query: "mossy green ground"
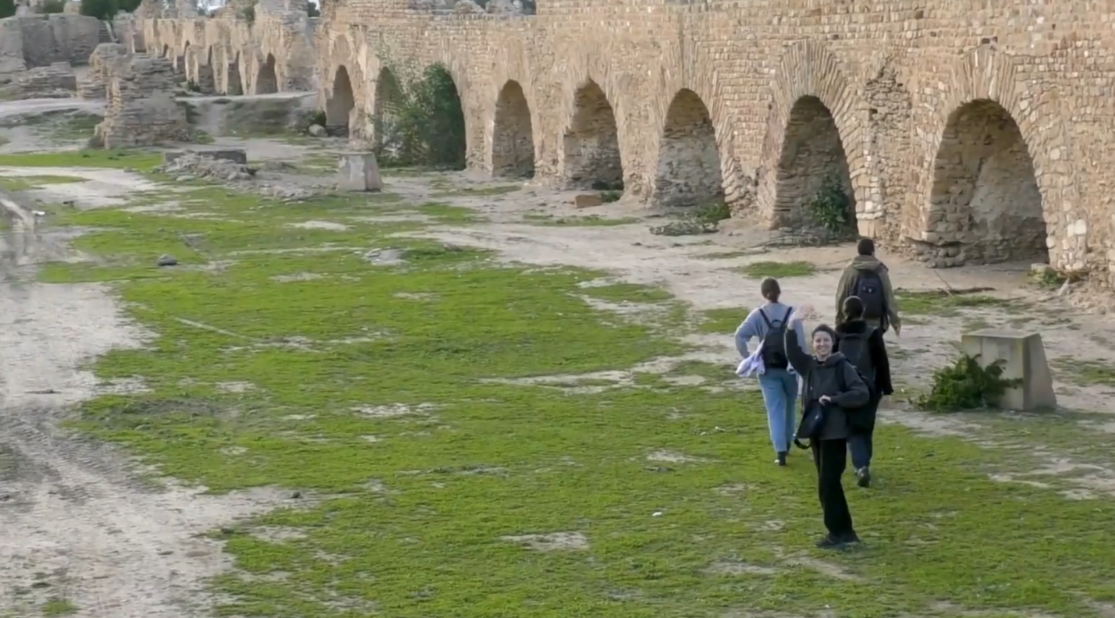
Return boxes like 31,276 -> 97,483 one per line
39,176 -> 1115,617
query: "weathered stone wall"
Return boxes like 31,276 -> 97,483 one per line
94,54 -> 189,148
79,43 -> 129,100
0,15 -> 103,70
0,62 -> 77,99
138,1 -> 1115,288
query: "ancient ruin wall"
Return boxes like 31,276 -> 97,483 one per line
140,1 -> 1115,287
0,15 -> 103,74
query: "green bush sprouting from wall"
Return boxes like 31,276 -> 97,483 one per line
80,0 -> 141,20
374,63 -> 467,170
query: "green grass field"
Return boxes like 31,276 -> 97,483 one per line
40,176 -> 1115,618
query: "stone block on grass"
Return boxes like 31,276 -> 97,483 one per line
960,329 -> 1057,411
573,194 -> 602,208
335,152 -> 383,192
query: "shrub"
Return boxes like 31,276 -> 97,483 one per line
0,0 -> 15,17
915,354 -> 1022,412
374,63 -> 467,170
807,172 -> 852,235
38,0 -> 67,13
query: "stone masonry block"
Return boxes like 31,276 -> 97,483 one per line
163,149 -> 247,166
335,152 -> 382,192
960,329 -> 1057,411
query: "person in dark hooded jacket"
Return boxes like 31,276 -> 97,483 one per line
834,238 -> 901,336
835,296 -> 893,489
785,304 -> 870,549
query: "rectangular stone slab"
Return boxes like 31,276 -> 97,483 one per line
960,329 -> 1057,411
335,152 -> 383,192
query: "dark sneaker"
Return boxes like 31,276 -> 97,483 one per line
856,466 -> 871,488
776,451 -> 788,467
814,535 -> 845,549
841,533 -> 862,545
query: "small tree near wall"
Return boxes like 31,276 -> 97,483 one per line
0,0 -> 17,18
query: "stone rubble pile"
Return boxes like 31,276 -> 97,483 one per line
156,152 -> 316,202
0,62 -> 76,99
157,152 -> 254,181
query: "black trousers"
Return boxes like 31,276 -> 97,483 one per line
811,438 -> 856,539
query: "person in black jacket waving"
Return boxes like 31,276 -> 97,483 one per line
785,303 -> 870,549
835,295 -> 893,489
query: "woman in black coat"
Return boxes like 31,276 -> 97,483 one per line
785,304 -> 870,549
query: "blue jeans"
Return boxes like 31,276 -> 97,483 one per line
758,368 -> 799,453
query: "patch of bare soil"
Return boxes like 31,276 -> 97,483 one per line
0,221 -> 313,617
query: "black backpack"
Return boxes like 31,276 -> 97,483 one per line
759,307 -> 793,369
838,329 -> 876,394
854,268 -> 887,321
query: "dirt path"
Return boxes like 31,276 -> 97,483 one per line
0,222 -> 294,617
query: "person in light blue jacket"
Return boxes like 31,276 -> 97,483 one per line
734,277 -> 808,466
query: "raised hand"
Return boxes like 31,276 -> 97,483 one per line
789,303 -> 815,324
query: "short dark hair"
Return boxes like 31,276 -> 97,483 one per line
857,238 -> 875,256
812,324 -> 837,342
760,277 -> 781,303
843,295 -> 865,320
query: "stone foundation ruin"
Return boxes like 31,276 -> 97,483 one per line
91,54 -> 188,149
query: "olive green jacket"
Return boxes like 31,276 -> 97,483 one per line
834,255 -> 901,331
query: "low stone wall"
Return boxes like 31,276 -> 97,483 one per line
0,62 -> 77,99
93,54 -> 189,148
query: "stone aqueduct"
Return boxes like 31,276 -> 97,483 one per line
139,0 -> 1115,285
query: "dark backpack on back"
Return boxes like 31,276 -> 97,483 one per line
854,268 -> 886,321
838,329 -> 876,395
759,307 -> 793,370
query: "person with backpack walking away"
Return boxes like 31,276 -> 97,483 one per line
734,277 -> 807,467
784,303 -> 870,549
834,296 -> 893,488
834,238 -> 901,336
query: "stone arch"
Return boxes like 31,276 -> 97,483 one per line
226,50 -> 243,95
921,100 -> 1047,265
771,95 -> 856,230
758,41 -> 863,231
491,80 -> 535,179
422,64 -> 467,169
908,47 -> 1079,271
653,88 -> 723,208
326,65 -> 356,137
563,79 -> 623,190
256,53 -> 278,95
371,66 -> 404,157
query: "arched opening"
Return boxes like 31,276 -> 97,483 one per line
925,100 -> 1047,264
491,80 -> 534,178
563,80 -> 623,190
773,95 -> 855,231
653,88 -> 723,208
255,54 -> 278,95
372,67 -> 404,156
226,51 -> 243,96
196,46 -> 215,94
373,64 -> 465,169
326,65 -> 355,137
162,44 -> 170,59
